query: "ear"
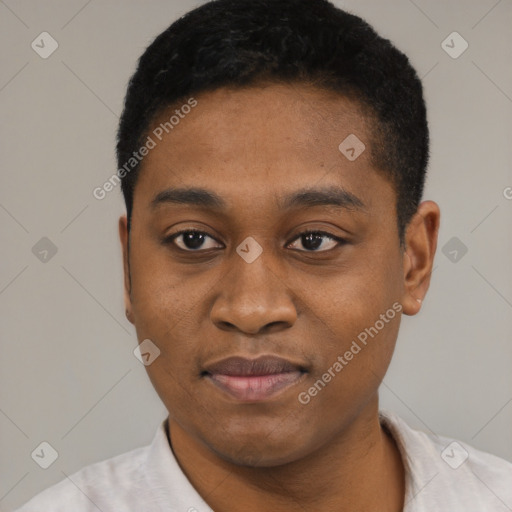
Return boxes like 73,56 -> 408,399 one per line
119,215 -> 135,324
401,200 -> 440,316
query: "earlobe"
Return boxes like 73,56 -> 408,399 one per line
401,201 -> 440,316
119,215 -> 135,324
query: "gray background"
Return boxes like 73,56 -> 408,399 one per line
1,0 -> 511,509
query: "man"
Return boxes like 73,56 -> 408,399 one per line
15,0 -> 512,510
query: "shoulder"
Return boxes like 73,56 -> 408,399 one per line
379,409 -> 512,511
14,444 -> 150,512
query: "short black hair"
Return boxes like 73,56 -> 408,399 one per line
116,0 -> 428,245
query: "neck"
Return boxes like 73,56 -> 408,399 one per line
168,397 -> 405,512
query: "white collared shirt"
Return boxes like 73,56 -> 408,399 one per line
14,409 -> 512,511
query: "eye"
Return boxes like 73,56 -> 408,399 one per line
287,230 -> 346,252
165,229 -> 223,252
164,229 -> 346,253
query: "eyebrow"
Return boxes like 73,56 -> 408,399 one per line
150,185 -> 366,212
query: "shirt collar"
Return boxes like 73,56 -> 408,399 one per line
142,417 -> 214,512
144,412 -> 423,511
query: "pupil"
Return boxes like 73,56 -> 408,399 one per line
303,233 -> 322,250
184,232 -> 205,249
181,232 -> 324,251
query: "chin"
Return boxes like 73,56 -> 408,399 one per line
211,441 -> 309,468
200,423 -> 314,468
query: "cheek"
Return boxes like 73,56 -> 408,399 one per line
307,258 -> 400,338
297,311 -> 400,433
126,258 -> 214,401
297,258 -> 402,407
128,243 -> 211,335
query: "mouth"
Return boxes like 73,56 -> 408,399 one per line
202,355 -> 308,402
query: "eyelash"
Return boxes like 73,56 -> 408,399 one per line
164,229 -> 347,253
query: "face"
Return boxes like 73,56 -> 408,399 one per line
120,83 -> 432,467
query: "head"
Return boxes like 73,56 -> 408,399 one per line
117,0 -> 439,466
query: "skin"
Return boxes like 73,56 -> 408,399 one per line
119,82 -> 440,511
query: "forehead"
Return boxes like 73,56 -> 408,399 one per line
133,83 -> 390,214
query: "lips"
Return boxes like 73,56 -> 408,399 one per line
203,355 -> 307,401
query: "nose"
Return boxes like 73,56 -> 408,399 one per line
210,245 -> 297,335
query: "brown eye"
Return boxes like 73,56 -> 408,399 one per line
166,230 -> 222,251
287,231 -> 346,252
